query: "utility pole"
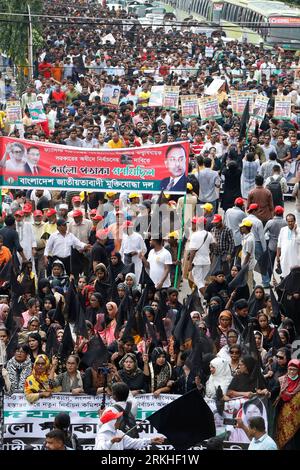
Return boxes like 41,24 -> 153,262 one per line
28,3 -> 33,80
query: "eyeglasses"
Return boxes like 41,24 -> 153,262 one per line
276,355 -> 285,359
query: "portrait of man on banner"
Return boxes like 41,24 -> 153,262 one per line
160,144 -> 187,192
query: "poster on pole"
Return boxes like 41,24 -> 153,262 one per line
149,85 -> 164,107
204,78 -> 225,96
274,96 -> 291,120
231,91 -> 255,115
251,94 -> 269,120
163,86 -> 180,110
101,84 -> 121,107
6,101 -> 22,124
0,137 -> 189,194
27,101 -> 47,123
181,95 -> 199,118
198,96 -> 221,120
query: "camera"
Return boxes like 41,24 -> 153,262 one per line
98,365 -> 111,375
223,418 -> 237,426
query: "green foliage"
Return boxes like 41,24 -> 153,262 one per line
0,0 -> 42,66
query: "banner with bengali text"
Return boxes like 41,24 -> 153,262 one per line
274,96 -> 292,120
0,138 -> 189,193
181,95 -> 199,118
198,96 -> 221,121
3,393 -> 250,450
163,86 -> 180,111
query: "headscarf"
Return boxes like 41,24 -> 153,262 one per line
119,352 -> 142,378
0,304 -> 9,323
205,357 -> 232,398
125,272 -> 137,289
254,330 -> 264,350
218,310 -> 232,333
248,286 -> 266,318
24,354 -> 51,395
149,347 -> 172,392
279,359 -> 300,402
109,252 -> 125,281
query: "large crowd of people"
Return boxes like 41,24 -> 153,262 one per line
0,0 -> 300,451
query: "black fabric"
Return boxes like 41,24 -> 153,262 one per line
148,389 -> 216,449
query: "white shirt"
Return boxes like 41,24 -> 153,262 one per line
241,231 -> 256,270
189,230 -> 215,265
44,231 -> 86,257
248,433 -> 277,450
148,247 -> 172,288
277,226 -> 300,277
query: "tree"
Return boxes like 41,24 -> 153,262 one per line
0,0 -> 42,70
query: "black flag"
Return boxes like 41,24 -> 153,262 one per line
228,263 -> 249,290
80,333 -> 109,369
148,389 -> 215,449
60,323 -> 75,360
239,99 -> 250,140
53,297 -> 65,328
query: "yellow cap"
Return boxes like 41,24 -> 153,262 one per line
201,203 -> 213,212
105,191 -> 118,198
167,230 -> 179,239
239,218 -> 253,228
129,192 -> 139,199
186,182 -> 193,190
1,188 -> 8,195
164,193 -> 170,199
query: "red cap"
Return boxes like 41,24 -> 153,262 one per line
234,197 -> 244,206
91,214 -> 104,221
14,210 -> 24,217
274,205 -> 284,215
100,409 -> 123,424
96,229 -> 109,239
192,216 -> 207,225
113,199 -> 120,207
33,210 -> 43,217
123,220 -> 133,228
89,209 -> 97,216
212,214 -> 222,224
248,203 -> 258,211
72,196 -> 81,203
23,203 -> 32,213
73,209 -> 83,218
46,209 -> 57,217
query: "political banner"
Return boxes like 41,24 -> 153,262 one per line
204,78 -> 225,96
248,116 -> 262,133
252,94 -> 269,120
27,101 -> 47,123
198,96 -> 221,120
0,137 -> 189,193
181,95 -> 199,118
231,91 -> 255,115
274,95 -> 291,120
3,393 -> 250,450
3,393 -> 179,450
5,101 -> 22,124
163,86 -> 180,110
101,84 -> 121,107
149,85 -> 164,107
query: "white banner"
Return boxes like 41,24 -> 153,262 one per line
3,394 -> 264,449
3,393 -> 179,450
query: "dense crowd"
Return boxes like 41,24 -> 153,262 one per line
0,0 -> 300,451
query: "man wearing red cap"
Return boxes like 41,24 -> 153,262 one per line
69,196 -> 85,219
44,208 -> 57,236
211,214 -> 234,276
32,209 -> 46,275
247,175 -> 274,224
188,217 -> 216,296
264,206 -> 287,273
94,408 -> 164,450
120,220 -> 146,283
224,198 -> 246,260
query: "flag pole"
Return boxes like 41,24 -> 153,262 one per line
174,192 -> 186,288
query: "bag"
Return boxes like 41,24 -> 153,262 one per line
266,176 -> 283,206
114,402 -> 139,438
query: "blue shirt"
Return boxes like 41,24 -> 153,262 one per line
248,433 -> 277,450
